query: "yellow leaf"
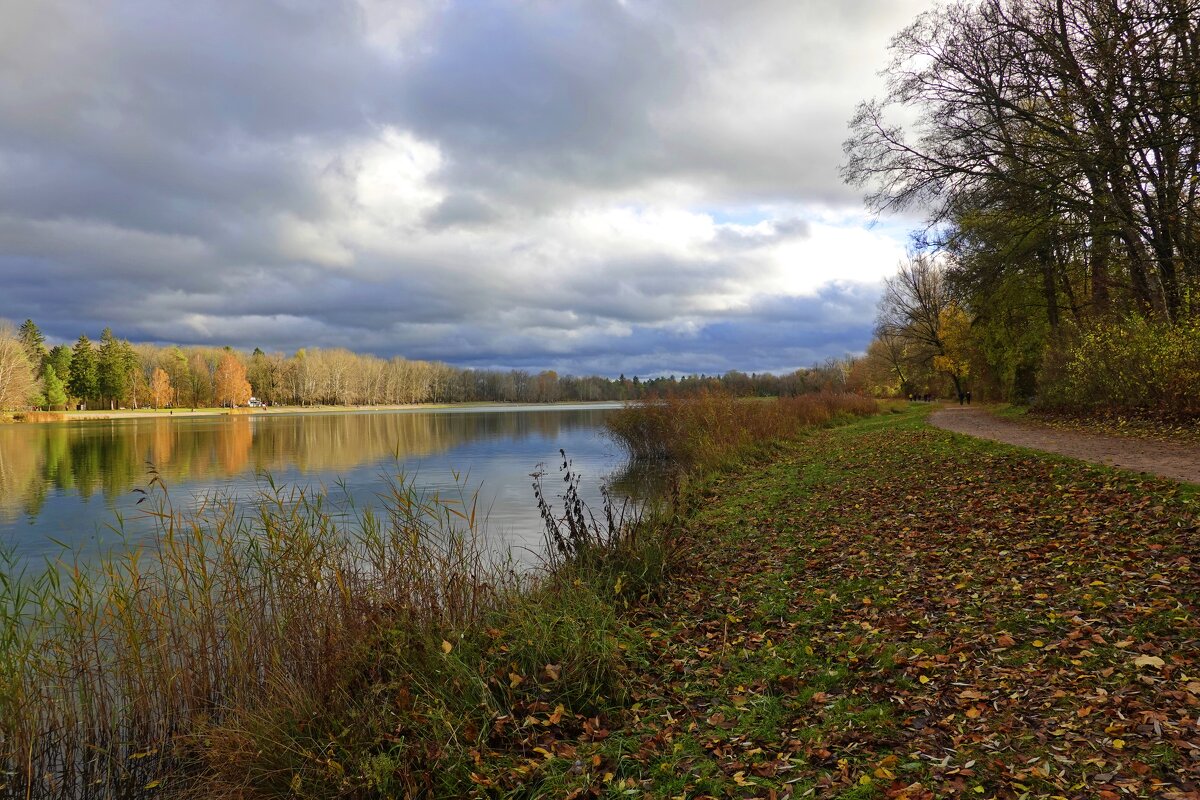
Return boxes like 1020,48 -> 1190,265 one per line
441,640 -> 453,654
1112,739 -> 1125,749
1133,654 -> 1165,669
919,675 -> 930,684
1032,640 -> 1045,648
509,671 -> 524,688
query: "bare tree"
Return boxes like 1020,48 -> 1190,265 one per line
844,0 -> 1200,320
0,321 -> 39,410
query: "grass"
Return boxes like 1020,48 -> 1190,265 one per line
516,403 -> 1200,797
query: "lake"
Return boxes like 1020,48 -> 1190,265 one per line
0,404 -> 634,565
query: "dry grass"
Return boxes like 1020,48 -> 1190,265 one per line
0,472 -> 524,797
11,411 -> 66,423
605,391 -> 878,470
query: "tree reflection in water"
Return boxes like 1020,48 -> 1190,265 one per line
0,407 -> 628,561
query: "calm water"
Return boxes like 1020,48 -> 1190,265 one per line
0,404 -> 632,564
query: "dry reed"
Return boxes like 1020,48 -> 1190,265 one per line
11,411 -> 66,423
0,471 -> 515,798
605,390 -> 878,469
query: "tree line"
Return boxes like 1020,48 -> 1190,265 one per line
844,0 -> 1200,410
0,318 -> 863,412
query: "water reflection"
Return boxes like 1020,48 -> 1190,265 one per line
0,406 -> 627,561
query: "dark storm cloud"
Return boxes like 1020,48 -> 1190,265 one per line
0,0 -> 928,374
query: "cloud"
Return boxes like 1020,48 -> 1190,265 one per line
0,0 -> 930,375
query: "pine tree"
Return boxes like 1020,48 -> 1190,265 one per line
47,345 -> 72,383
68,335 -> 98,405
43,364 -> 67,409
18,319 -> 48,369
97,327 -> 129,410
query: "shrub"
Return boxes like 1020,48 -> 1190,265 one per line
1038,316 -> 1200,417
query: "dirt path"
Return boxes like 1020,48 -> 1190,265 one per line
930,405 -> 1200,485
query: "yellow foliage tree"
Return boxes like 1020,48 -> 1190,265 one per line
214,352 -> 252,408
932,304 -> 972,399
149,367 -> 173,409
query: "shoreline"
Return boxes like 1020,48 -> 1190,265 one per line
4,399 -> 625,423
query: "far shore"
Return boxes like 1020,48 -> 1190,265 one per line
4,400 -> 626,424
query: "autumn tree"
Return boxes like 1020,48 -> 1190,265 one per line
150,367 -> 173,409
0,321 -> 39,410
875,255 -> 972,399
214,351 -> 252,407
186,352 -> 214,408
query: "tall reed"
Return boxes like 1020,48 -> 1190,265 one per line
0,472 -> 521,798
605,390 -> 878,470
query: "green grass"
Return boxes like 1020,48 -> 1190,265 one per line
503,403 -> 1200,797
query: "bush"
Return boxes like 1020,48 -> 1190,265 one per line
1038,316 -> 1200,417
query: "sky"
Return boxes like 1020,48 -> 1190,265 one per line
0,0 -> 932,376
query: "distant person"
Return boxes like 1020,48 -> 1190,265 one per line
966,391 -> 972,405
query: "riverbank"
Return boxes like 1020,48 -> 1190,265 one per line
493,404 -> 1198,797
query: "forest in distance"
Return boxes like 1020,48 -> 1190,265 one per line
0,317 -> 866,413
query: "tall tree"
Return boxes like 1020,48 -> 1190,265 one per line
46,345 -> 72,385
149,367 -> 173,409
214,351 -> 252,407
0,321 -> 39,410
97,327 -> 130,410
42,364 -> 67,409
18,319 -> 48,369
844,0 -> 1200,321
68,335 -> 98,405
876,256 -> 971,399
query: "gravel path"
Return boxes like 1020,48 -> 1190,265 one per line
929,405 -> 1200,485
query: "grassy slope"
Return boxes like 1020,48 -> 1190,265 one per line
489,405 -> 1199,798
